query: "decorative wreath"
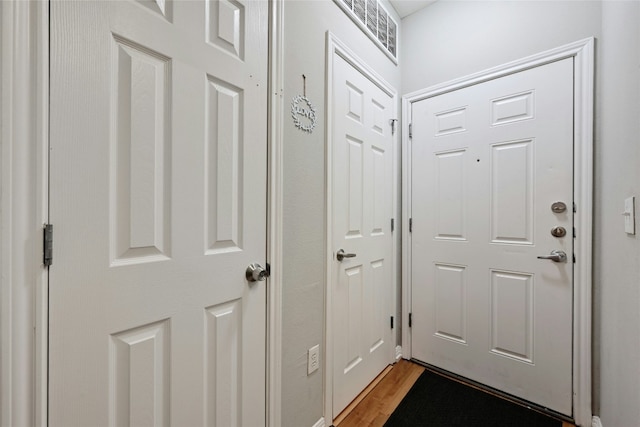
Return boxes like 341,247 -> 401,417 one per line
291,95 -> 317,133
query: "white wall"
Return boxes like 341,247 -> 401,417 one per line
281,1 -> 401,425
595,2 -> 640,425
401,1 -> 601,93
402,1 -> 640,425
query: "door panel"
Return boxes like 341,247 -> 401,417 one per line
411,58 -> 573,415
49,1 -> 267,425
332,53 -> 395,417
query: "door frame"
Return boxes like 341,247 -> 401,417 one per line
401,38 -> 594,426
0,0 -> 284,425
324,32 -> 399,423
1,1 -> 50,425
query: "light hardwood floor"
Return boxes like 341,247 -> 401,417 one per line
334,359 -> 576,427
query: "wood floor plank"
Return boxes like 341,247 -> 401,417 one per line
336,359 -> 424,427
333,364 -> 395,426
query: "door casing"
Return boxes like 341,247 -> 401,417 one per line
1,2 -> 50,425
401,38 -> 594,427
0,0 -> 286,425
324,32 -> 399,423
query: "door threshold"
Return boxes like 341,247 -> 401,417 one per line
411,360 -> 574,425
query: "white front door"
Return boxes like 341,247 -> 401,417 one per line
49,1 -> 267,425
331,52 -> 395,417
411,58 -> 573,415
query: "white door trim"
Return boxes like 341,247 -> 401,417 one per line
324,32 -> 399,423
1,1 -> 281,425
401,37 -> 594,426
268,0 -> 285,425
1,1 -> 49,425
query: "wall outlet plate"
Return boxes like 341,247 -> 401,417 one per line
308,345 -> 320,375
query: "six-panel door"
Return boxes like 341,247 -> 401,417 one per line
49,1 -> 267,425
411,58 -> 574,415
332,53 -> 395,417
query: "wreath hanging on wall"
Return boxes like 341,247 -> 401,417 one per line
291,95 -> 317,133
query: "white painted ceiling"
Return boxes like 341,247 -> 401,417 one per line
388,0 -> 436,18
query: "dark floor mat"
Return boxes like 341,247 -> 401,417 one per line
384,369 -> 562,427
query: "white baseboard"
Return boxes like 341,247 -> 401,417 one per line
395,345 -> 402,361
592,416 -> 603,427
312,416 -> 325,427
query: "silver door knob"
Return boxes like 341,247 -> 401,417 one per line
537,250 -> 567,263
336,249 -> 356,262
246,263 -> 268,282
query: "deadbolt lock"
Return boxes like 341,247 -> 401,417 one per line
551,226 -> 567,238
551,201 -> 567,214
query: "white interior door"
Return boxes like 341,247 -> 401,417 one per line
331,52 -> 395,417
49,1 -> 267,425
411,58 -> 574,415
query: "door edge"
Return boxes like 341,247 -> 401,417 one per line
267,0 -> 285,426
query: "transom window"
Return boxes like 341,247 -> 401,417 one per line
335,0 -> 398,62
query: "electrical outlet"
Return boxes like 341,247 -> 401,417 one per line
307,345 -> 320,375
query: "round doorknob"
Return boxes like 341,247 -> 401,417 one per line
246,263 -> 268,282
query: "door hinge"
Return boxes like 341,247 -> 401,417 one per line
573,202 -> 577,213
390,119 -> 397,135
43,224 -> 53,267
391,218 -> 395,232
390,316 -> 394,329
573,227 -> 576,238
573,254 -> 576,264
408,123 -> 413,139
408,312 -> 412,328
409,218 -> 413,233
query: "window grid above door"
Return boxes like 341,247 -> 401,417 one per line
335,0 -> 398,63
